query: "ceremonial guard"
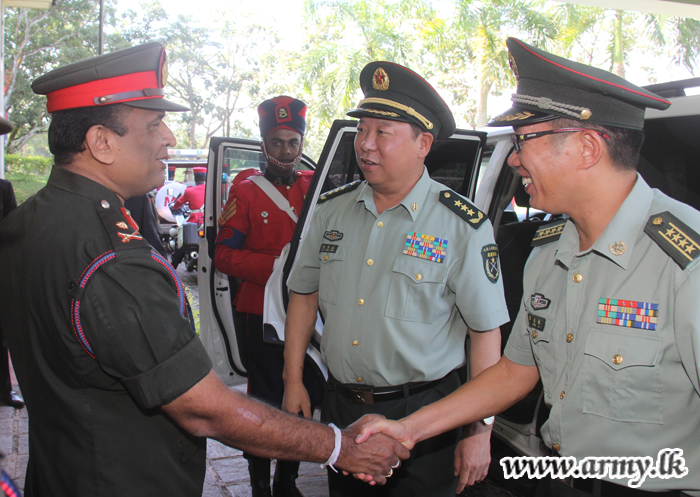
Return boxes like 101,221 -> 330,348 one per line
215,96 -> 319,497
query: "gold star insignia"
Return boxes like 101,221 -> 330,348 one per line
454,200 -> 463,208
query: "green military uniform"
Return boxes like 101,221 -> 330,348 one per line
0,167 -> 213,496
505,175 -> 700,494
289,168 -> 509,496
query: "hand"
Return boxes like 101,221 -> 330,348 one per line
334,428 -> 409,486
281,381 -> 312,419
454,429 -> 491,492
354,417 -> 416,450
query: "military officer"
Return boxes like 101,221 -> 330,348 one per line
0,43 -> 407,497
356,38 -> 700,496
282,62 -> 509,497
215,96 -> 319,497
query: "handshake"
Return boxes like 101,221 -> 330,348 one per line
333,414 -> 414,486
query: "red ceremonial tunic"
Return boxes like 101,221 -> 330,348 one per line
172,184 -> 205,225
214,169 -> 312,314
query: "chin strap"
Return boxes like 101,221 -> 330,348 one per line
261,140 -> 303,169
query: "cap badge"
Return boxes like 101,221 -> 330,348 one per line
508,52 -> 519,81
609,241 -> 625,256
372,68 -> 390,91
160,52 -> 168,87
278,107 -> 289,120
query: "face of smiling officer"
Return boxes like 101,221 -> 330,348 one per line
354,117 -> 433,196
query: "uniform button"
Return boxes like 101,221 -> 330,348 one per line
357,377 -> 363,382
653,217 -> 663,225
287,186 -> 291,190
101,200 -> 110,209
613,354 -> 623,365
323,255 -> 329,261
415,274 -> 422,281
264,219 -> 268,224
532,330 -> 538,339
377,221 -> 384,228
573,273 -> 583,283
358,299 -> 364,306
560,390 -> 565,399
566,333 -> 574,343
352,340 -> 359,347
552,443 -> 560,452
367,259 -> 374,265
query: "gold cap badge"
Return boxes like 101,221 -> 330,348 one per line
372,67 -> 390,91
508,52 -> 519,81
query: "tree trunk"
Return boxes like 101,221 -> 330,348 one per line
475,69 -> 492,129
612,11 -> 625,78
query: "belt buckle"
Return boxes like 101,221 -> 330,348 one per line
350,389 -> 374,405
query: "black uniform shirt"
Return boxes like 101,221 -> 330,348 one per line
0,166 -> 213,496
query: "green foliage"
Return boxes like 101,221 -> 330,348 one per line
5,154 -> 52,175
6,172 -> 49,204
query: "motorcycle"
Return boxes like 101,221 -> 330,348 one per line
168,200 -> 202,272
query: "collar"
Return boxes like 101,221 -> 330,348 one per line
264,169 -> 297,187
555,173 -> 652,270
356,167 -> 431,221
48,165 -> 123,206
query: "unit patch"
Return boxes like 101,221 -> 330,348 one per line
324,230 -> 344,242
530,293 -> 551,310
438,190 -> 487,229
528,313 -> 545,332
644,211 -> 700,269
597,298 -> 658,331
531,219 -> 567,246
318,180 -> 362,204
403,232 -> 447,263
320,244 -> 338,253
481,244 -> 500,283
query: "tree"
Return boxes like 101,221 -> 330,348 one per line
3,0 -> 116,153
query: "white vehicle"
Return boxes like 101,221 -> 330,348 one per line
198,78 -> 700,495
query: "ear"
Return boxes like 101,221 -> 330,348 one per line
578,130 -> 605,171
84,124 -> 117,165
417,132 -> 434,159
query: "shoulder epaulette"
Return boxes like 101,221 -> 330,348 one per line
644,211 -> 700,269
531,218 -> 567,247
317,180 -> 362,204
438,190 -> 488,229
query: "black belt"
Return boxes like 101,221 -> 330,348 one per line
329,373 -> 447,405
562,477 -> 684,497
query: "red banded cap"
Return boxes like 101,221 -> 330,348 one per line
258,96 -> 307,137
32,42 -> 189,113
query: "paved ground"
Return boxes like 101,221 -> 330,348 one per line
0,264 -> 522,497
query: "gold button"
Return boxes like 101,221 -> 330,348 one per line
566,333 -> 574,343
444,192 -> 451,198
357,377 -> 363,382
580,108 -> 592,120
358,299 -> 364,305
613,354 -> 623,365
532,330 -> 538,339
377,221 -> 384,228
287,186 -> 291,190
323,255 -> 329,261
552,443 -> 560,452
415,274 -> 422,281
352,341 -> 359,347
653,217 -> 663,226
367,259 -> 374,265
573,273 -> 583,283
560,390 -> 565,399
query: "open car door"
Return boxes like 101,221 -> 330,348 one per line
263,120 -> 487,382
198,137 -> 316,385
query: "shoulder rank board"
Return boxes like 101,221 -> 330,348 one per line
317,180 -> 362,204
438,190 -> 487,229
531,218 -> 567,247
644,211 -> 700,269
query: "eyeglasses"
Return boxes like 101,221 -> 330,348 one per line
511,128 -> 611,153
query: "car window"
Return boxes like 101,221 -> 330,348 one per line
638,114 -> 700,210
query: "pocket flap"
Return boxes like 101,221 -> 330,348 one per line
584,329 -> 661,371
392,256 -> 447,284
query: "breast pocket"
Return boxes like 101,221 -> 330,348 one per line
583,329 -> 662,424
385,257 -> 448,323
318,246 -> 346,305
526,309 -> 557,397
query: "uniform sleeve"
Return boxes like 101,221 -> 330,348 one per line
450,220 -> 510,331
214,185 -> 276,285
674,263 -> 700,395
77,252 -> 212,409
171,189 -> 188,209
287,204 -> 325,294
